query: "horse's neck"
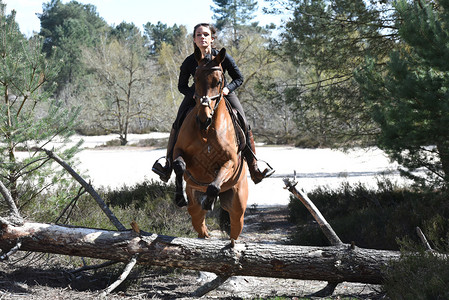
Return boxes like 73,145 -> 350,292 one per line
211,99 -> 231,128
211,100 -> 237,145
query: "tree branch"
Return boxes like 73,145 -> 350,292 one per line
0,179 -> 23,225
99,254 -> 138,297
55,186 -> 86,224
416,227 -> 432,251
71,260 -> 119,274
41,148 -> 126,231
192,275 -> 231,297
283,177 -> 343,246
283,176 -> 343,296
0,240 -> 22,261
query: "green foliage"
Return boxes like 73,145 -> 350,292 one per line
9,1 -> 297,142
107,180 -> 169,209
211,0 -> 258,31
146,23 -> 191,130
105,180 -> 195,237
356,0 -> 449,187
0,3 -> 81,215
211,0 -> 259,48
278,0 -> 397,146
384,248 -> 449,300
110,21 -> 141,43
288,181 -> 449,250
143,22 -> 187,55
38,0 -> 108,92
423,214 -> 449,252
99,180 -> 194,236
28,180 -> 195,237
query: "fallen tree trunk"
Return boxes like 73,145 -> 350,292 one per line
0,221 -> 400,284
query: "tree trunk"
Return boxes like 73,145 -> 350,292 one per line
0,221 -> 401,284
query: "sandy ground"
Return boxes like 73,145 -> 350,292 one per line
67,134 -> 409,207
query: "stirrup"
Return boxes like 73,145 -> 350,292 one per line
152,156 -> 171,182
260,160 -> 275,178
249,160 -> 275,184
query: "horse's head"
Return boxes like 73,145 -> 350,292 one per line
194,47 -> 226,130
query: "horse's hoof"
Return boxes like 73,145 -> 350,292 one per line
174,192 -> 187,207
201,194 -> 217,210
230,239 -> 235,248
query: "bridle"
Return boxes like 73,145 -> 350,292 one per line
194,65 -> 225,129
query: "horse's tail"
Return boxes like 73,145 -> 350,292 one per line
219,207 -> 231,235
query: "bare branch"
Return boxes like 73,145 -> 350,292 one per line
0,240 -> 22,261
99,254 -> 138,297
283,177 -> 343,246
192,275 -> 230,297
0,179 -> 23,224
41,148 -> 126,231
416,227 -> 433,251
55,186 -> 86,224
70,260 -> 119,274
283,176 -> 343,297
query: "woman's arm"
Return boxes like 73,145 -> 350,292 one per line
222,53 -> 244,94
178,55 -> 195,98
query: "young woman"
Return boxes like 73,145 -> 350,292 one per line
152,23 -> 274,184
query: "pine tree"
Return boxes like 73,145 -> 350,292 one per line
38,0 -> 108,94
211,0 -> 258,29
356,0 -> 449,187
211,0 -> 258,45
280,0 -> 397,146
0,2 -> 81,219
143,21 -> 186,55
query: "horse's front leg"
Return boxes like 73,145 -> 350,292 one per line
173,156 -> 188,207
202,160 -> 234,211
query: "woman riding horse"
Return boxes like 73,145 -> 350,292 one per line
152,23 -> 274,185
171,47 -> 248,240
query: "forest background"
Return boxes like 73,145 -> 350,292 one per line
2,0 -> 448,187
1,0 -> 449,298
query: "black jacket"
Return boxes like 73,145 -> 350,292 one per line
177,48 -> 244,99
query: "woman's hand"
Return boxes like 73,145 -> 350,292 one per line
223,87 -> 229,96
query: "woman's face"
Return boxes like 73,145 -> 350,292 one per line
193,26 -> 213,50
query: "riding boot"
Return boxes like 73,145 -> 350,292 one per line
152,128 -> 177,182
244,129 -> 275,184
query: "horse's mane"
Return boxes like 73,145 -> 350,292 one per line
202,53 -> 213,64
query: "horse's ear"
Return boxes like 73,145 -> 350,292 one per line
214,48 -> 226,64
194,46 -> 203,62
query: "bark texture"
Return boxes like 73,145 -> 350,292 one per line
0,221 -> 401,284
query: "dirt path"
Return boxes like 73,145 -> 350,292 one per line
0,206 -> 385,299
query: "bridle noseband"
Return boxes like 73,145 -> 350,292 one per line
194,66 -> 225,130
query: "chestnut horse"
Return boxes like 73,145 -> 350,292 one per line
172,47 -> 248,242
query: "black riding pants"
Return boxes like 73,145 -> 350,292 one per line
172,92 -> 248,132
